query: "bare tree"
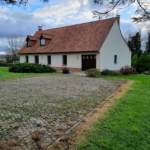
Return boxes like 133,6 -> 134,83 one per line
0,0 -> 48,6
93,0 -> 150,23
123,30 -> 134,42
6,35 -> 26,63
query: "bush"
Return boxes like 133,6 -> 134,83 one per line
111,71 -> 121,76
143,71 -> 150,75
101,69 -> 113,75
62,67 -> 70,74
132,51 -> 150,73
101,69 -> 120,76
9,63 -> 57,73
131,54 -> 138,69
120,66 -> 136,75
85,68 -> 99,77
138,51 -> 150,73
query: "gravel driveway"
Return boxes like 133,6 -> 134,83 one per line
0,74 -> 126,150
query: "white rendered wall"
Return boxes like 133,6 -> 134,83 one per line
100,20 -> 131,71
20,52 -> 100,69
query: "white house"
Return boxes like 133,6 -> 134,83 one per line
18,15 -> 131,71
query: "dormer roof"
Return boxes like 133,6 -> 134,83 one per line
40,34 -> 52,39
26,35 -> 38,41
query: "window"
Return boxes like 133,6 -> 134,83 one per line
63,55 -> 67,65
35,56 -> 39,64
27,40 -> 31,47
40,37 -> 45,46
26,56 -> 28,63
114,55 -> 117,63
47,55 -> 51,64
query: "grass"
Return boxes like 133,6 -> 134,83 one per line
0,58 -> 6,61
77,74 -> 150,150
0,67 -> 59,79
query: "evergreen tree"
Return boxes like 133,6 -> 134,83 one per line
128,32 -> 141,57
131,54 -> 138,69
138,51 -> 150,73
146,33 -> 150,55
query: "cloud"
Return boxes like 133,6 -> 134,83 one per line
120,20 -> 137,35
0,52 -> 6,55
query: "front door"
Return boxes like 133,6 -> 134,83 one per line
35,56 -> 39,64
82,55 -> 96,71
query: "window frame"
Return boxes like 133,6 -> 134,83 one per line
62,55 -> 67,65
26,56 -> 28,63
47,55 -> 51,64
40,36 -> 45,46
114,55 -> 117,64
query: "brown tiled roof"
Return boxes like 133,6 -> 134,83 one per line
26,35 -> 38,41
41,34 -> 52,39
18,17 -> 117,54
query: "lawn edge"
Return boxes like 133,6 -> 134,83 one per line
49,80 -> 133,150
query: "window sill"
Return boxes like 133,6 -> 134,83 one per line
47,64 -> 51,65
114,63 -> 117,64
62,64 -> 67,66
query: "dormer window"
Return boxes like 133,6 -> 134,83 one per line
26,36 -> 37,48
27,40 -> 31,47
40,36 -> 45,46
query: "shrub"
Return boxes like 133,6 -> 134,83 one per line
9,63 -> 57,73
131,54 -> 138,69
138,51 -> 150,73
111,70 -> 121,76
62,67 -> 70,74
101,69 -> 120,76
85,68 -> 99,77
101,69 -> 113,76
143,71 -> 150,75
120,66 -> 136,75
132,51 -> 150,73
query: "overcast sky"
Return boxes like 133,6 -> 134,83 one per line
0,0 -> 142,54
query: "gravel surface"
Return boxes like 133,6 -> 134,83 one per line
0,74 -> 125,150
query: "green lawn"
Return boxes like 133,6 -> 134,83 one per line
0,67 -> 59,79
77,75 -> 150,150
0,58 -> 6,61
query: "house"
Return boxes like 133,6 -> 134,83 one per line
18,15 -> 131,71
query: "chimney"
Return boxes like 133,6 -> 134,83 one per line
116,14 -> 120,26
38,26 -> 42,31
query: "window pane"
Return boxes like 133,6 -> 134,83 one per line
90,56 -> 92,59
114,55 -> 117,63
48,56 -> 51,64
27,40 -> 31,47
41,38 -> 45,46
63,55 -> 67,65
83,56 -> 85,59
86,56 -> 89,59
26,56 -> 28,62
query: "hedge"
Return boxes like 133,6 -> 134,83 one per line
9,63 -> 57,73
